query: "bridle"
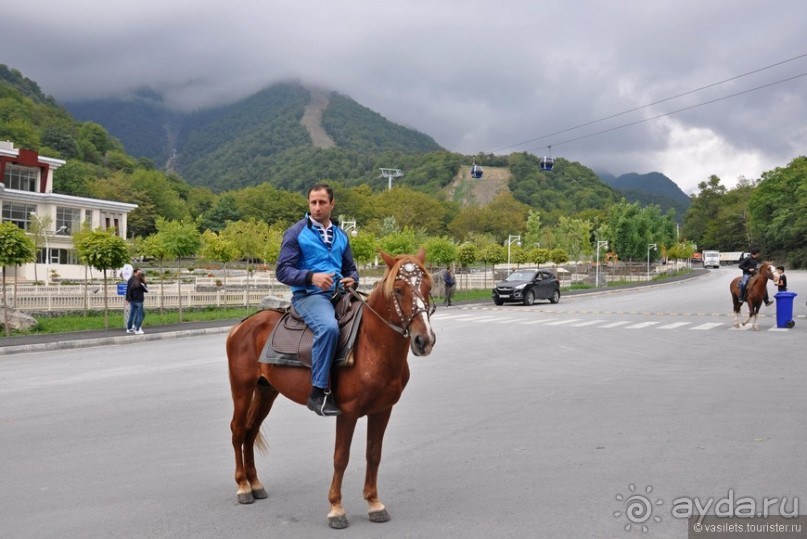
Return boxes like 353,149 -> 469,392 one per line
349,261 -> 435,338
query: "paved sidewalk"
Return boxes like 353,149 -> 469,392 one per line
0,318 -> 242,355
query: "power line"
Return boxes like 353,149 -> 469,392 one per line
488,52 -> 807,154
528,71 -> 807,151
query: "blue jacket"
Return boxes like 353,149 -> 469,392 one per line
276,215 -> 359,295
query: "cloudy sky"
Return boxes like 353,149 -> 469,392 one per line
3,0 -> 806,193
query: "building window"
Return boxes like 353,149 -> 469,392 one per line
1,203 -> 38,230
37,248 -> 79,265
3,164 -> 39,192
56,207 -> 81,235
101,212 -> 122,236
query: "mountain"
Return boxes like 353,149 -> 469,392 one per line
597,171 -> 691,221
64,83 -> 443,192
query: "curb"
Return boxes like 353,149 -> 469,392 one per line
0,325 -> 233,356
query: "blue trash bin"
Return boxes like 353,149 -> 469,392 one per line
774,291 -> 797,329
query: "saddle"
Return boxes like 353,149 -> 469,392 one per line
259,292 -> 363,368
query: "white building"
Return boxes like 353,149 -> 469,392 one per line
0,141 -> 137,283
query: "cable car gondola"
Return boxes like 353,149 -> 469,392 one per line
471,162 -> 483,179
539,146 -> 554,171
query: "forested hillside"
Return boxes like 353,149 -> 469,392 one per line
65,83 -> 443,192
599,171 -> 691,221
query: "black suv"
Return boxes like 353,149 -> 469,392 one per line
492,269 -> 561,306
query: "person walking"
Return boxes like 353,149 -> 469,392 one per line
775,265 -> 787,292
443,266 -> 456,306
276,183 -> 359,417
125,268 -> 148,334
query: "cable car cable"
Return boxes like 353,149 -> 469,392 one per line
488,51 -> 807,154
527,71 -> 807,151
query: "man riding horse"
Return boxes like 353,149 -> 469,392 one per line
738,248 -> 772,306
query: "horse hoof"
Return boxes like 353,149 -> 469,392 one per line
328,515 -> 350,529
252,487 -> 268,500
237,492 -> 255,504
369,509 -> 391,523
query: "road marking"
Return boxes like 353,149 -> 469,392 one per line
599,321 -> 631,328
573,320 -> 608,327
657,322 -> 691,329
544,319 -> 583,326
692,323 -> 724,330
520,318 -> 559,325
626,321 -> 660,329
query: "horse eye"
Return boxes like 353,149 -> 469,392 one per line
394,286 -> 404,297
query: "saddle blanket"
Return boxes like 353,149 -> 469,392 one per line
258,297 -> 363,368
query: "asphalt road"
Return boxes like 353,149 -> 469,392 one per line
1,269 -> 805,538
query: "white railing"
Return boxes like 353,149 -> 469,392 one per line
2,278 -> 382,313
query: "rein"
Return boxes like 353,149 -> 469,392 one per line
348,262 -> 435,338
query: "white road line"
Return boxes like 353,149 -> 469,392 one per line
520,319 -> 559,325
599,321 -> 631,328
657,322 -> 691,329
544,319 -> 583,326
573,320 -> 608,327
692,322 -> 724,330
626,321 -> 660,329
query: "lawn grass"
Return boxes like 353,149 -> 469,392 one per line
11,307 -> 257,336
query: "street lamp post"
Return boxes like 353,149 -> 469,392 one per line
595,240 -> 609,287
647,243 -> 657,281
505,235 -> 522,270
339,216 -> 358,237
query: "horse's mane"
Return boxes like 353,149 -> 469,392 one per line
375,254 -> 433,301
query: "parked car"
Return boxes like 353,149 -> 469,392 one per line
492,269 -> 561,306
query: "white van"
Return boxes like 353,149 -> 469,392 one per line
703,250 -> 720,269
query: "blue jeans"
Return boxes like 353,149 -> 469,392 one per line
127,301 -> 145,330
292,292 -> 338,389
739,274 -> 751,298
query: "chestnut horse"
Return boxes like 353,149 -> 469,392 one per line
226,249 -> 436,528
729,261 -> 774,330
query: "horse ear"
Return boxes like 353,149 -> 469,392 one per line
380,250 -> 396,268
415,246 -> 426,265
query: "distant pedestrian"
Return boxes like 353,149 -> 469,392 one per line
443,266 -> 456,307
125,268 -> 148,335
775,266 -> 787,292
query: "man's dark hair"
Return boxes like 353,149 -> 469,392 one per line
750,247 -> 760,255
777,265 -> 785,271
308,183 -> 334,202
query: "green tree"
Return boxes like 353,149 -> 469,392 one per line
26,213 -> 52,284
0,221 -> 37,336
378,227 -> 420,256
748,156 -> 807,266
200,230 -> 240,286
348,231 -> 378,268
457,243 -> 477,270
423,236 -> 457,268
72,228 -> 130,328
477,243 -> 506,287
139,233 -> 171,313
154,218 -> 201,321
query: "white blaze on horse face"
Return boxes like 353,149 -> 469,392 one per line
405,272 -> 434,334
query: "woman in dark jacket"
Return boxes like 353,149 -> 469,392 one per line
125,269 -> 148,334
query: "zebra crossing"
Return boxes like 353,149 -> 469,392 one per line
434,307 -> 791,332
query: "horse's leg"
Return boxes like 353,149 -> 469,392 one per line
230,373 -> 258,504
364,409 -> 393,523
243,377 -> 279,500
327,415 -> 359,529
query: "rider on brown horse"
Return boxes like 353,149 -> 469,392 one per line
738,248 -> 772,306
276,183 -> 359,417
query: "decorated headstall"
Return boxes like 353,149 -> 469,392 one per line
390,261 -> 435,335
